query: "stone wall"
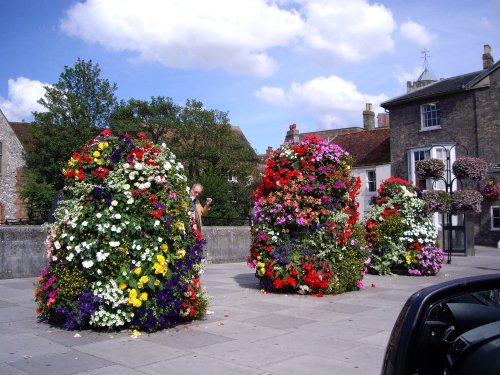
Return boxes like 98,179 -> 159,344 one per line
0,112 -> 26,220
0,225 -> 48,279
0,225 -> 251,279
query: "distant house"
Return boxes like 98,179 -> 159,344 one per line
283,103 -> 391,217
0,109 -> 29,222
381,44 -> 499,247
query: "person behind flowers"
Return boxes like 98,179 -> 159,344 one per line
190,183 -> 212,232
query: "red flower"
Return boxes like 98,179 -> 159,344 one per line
100,129 -> 112,136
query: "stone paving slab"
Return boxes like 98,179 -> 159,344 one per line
0,246 -> 498,374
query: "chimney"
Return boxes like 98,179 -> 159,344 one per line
363,103 -> 375,130
285,123 -> 300,143
483,44 -> 494,69
377,113 -> 390,128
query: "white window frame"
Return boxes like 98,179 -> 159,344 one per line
407,145 -> 456,191
420,102 -> 441,130
491,206 -> 500,231
367,170 -> 376,193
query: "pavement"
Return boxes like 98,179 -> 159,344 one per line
0,246 -> 499,375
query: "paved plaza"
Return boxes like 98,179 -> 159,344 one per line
0,246 -> 498,375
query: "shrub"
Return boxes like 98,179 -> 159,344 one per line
422,190 -> 452,213
416,159 -> 445,180
364,177 -> 441,276
452,157 -> 488,181
451,189 -> 484,214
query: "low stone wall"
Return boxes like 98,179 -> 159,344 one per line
202,226 -> 251,264
0,225 -> 48,279
0,225 -> 251,279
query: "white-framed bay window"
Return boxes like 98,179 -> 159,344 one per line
407,144 -> 456,191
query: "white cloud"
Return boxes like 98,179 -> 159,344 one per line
61,0 -> 304,77
299,0 -> 396,63
255,75 -> 388,128
400,19 -> 437,48
60,0 -> 397,76
0,77 -> 47,121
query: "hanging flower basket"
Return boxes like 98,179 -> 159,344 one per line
422,190 -> 451,213
452,157 -> 488,181
480,178 -> 500,201
451,189 -> 484,214
416,159 -> 445,180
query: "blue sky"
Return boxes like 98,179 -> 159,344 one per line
1,0 -> 498,154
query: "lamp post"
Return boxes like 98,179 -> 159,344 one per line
428,144 -> 468,264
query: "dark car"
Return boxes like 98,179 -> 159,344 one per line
381,273 -> 500,375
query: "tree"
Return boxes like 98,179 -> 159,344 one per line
109,97 -> 259,221
22,58 -> 118,217
109,96 -> 179,144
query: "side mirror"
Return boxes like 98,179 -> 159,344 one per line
381,273 -> 500,375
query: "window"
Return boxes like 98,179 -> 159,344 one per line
367,170 -> 376,192
421,102 -> 441,129
407,145 -> 455,191
492,206 -> 500,230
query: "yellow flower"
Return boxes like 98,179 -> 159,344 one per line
161,243 -> 169,252
95,158 -> 103,165
154,279 -> 160,286
257,262 -> 265,268
157,254 -> 165,263
257,268 -> 265,276
132,299 -> 142,307
134,267 -> 142,275
139,275 -> 149,284
129,289 -> 138,298
132,329 -> 141,337
140,292 -> 148,301
176,249 -> 186,259
118,282 -> 127,290
405,255 -> 412,264
93,150 -> 101,158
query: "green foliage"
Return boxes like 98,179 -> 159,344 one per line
19,169 -> 56,220
110,96 -> 179,144
110,97 -> 259,221
24,58 -> 118,213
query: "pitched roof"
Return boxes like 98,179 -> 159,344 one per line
331,128 -> 390,167
295,127 -> 390,167
9,122 -> 33,149
381,60 -> 500,108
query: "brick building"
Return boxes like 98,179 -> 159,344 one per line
0,109 -> 29,222
381,45 -> 499,247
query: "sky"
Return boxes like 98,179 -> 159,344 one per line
1,0 -> 499,154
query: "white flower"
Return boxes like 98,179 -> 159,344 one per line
114,213 -> 121,220
54,241 -> 61,250
154,220 -> 160,227
134,162 -> 143,170
82,221 -> 88,227
123,163 -> 130,169
111,225 -> 117,232
123,184 -> 130,190
127,198 -> 134,205
111,200 -> 118,206
143,182 -> 151,189
163,162 -> 172,170
109,241 -> 120,247
129,172 -> 136,180
96,213 -> 102,219
66,253 -> 74,262
82,260 -> 94,268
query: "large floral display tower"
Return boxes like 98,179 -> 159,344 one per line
248,136 -> 368,295
364,177 -> 444,276
35,130 -> 208,331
